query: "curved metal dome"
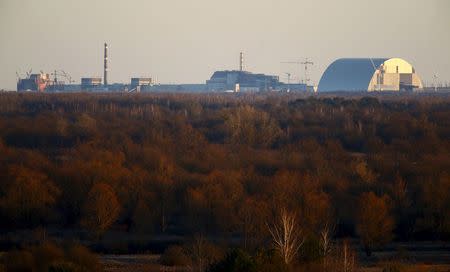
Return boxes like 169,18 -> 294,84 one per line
318,58 -> 388,92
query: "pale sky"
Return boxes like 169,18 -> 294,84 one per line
0,0 -> 449,89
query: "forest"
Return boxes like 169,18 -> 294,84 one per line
0,92 -> 449,271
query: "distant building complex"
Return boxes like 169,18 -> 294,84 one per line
16,47 -> 312,93
18,45 -> 445,93
17,73 -> 51,92
205,52 -> 310,92
81,77 -> 102,90
206,70 -> 281,92
318,58 -> 423,92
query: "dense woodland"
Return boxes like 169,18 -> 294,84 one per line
0,92 -> 449,271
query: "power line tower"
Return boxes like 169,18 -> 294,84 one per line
300,58 -> 314,85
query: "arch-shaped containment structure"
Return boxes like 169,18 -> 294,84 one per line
318,58 -> 423,92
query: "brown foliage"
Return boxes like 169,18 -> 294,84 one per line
0,93 -> 449,245
81,183 -> 121,235
0,165 -> 60,225
356,192 -> 394,255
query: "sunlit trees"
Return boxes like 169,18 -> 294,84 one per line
356,192 -> 394,256
267,209 -> 304,265
237,197 -> 270,250
420,172 -> 450,237
224,105 -> 281,148
184,235 -> 224,272
153,155 -> 176,233
333,239 -> 357,272
0,166 -> 60,226
186,170 -> 244,233
354,160 -> 377,184
0,92 -> 449,254
81,183 -> 121,236
319,222 -> 335,269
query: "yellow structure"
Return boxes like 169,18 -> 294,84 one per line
318,58 -> 423,92
368,58 -> 423,91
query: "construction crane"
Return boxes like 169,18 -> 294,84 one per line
281,61 -> 302,84
281,58 -> 314,84
47,70 -> 74,91
301,58 -> 314,85
51,70 -> 74,85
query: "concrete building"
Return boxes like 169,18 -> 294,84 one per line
318,58 -> 423,92
81,77 -> 102,90
17,73 -> 51,92
131,78 -> 152,88
142,84 -> 207,92
206,70 -> 280,92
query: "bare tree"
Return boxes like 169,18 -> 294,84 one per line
320,222 -> 335,269
185,235 -> 222,272
267,209 -> 304,265
331,239 -> 356,272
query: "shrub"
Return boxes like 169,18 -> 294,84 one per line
208,249 -> 257,272
299,237 -> 322,262
48,262 -> 82,272
382,262 -> 405,272
31,242 -> 65,272
254,249 -> 288,272
160,246 -> 190,266
3,249 -> 34,272
66,245 -> 102,272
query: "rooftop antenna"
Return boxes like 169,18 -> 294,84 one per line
285,72 -> 291,92
239,52 -> 244,71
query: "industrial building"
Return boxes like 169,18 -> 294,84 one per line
81,77 -> 102,90
131,78 -> 152,88
318,58 -> 423,92
17,73 -> 51,92
206,70 -> 281,92
208,52 -> 274,92
15,45 -> 314,93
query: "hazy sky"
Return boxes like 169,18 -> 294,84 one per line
1,0 -> 449,89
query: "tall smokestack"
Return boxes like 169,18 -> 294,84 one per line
239,52 -> 244,72
104,43 -> 108,86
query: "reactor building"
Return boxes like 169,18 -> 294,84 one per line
318,58 -> 423,92
205,52 -> 310,92
206,70 -> 281,92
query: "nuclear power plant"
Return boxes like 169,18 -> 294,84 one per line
15,43 -> 445,93
318,58 -> 424,92
17,42 -> 154,93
